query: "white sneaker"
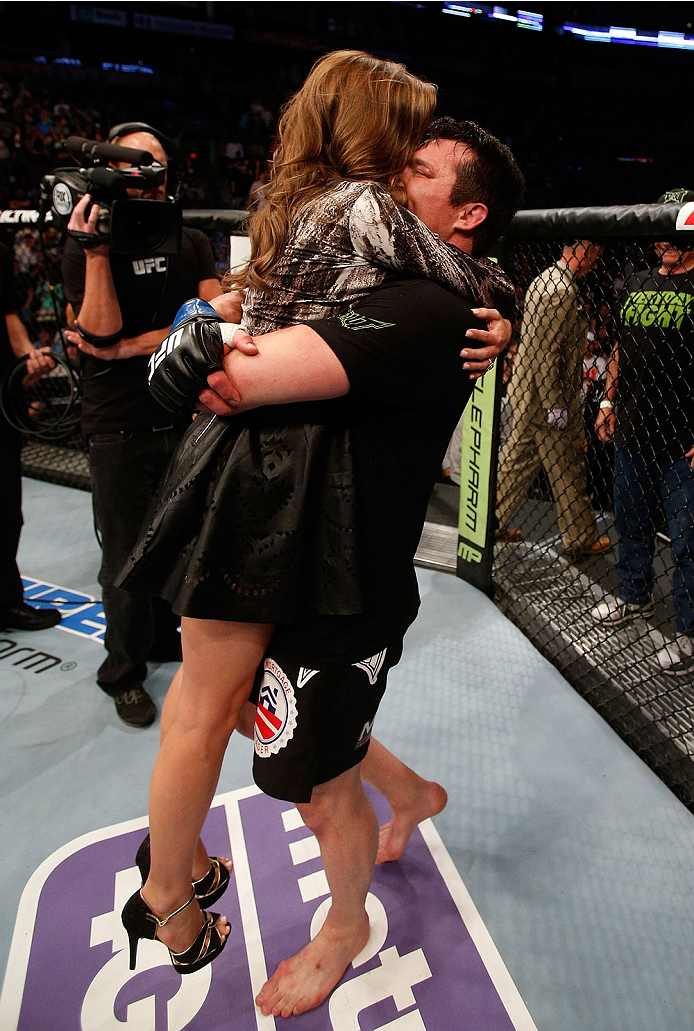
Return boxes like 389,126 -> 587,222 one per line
655,635 -> 694,676
591,596 -> 655,626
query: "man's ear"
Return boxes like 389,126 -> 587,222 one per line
455,202 -> 488,231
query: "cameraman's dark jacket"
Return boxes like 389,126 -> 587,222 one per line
62,229 -> 216,434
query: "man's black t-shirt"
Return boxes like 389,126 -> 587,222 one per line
270,277 -> 481,666
617,267 -> 694,456
61,228 -> 216,433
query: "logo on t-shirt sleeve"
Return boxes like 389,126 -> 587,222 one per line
336,308 -> 395,331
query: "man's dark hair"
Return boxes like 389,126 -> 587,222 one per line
425,116 -> 524,255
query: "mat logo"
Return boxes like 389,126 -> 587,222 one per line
0,639 -> 61,674
22,577 -> 106,643
0,787 -> 536,1031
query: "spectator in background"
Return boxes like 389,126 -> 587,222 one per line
238,98 -> 273,160
495,240 -> 612,559
582,328 -> 614,512
592,189 -> 694,675
229,157 -> 253,208
52,97 -> 70,118
35,107 -> 52,136
0,238 -> 61,632
247,166 -> 270,210
223,135 -> 244,163
582,327 -> 609,401
13,229 -> 39,278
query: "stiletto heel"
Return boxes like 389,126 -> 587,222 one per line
126,926 -> 139,970
136,833 -> 231,907
121,889 -> 229,974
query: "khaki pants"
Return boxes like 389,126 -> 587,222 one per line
496,401 -> 596,550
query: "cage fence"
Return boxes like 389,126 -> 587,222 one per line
492,202 -> 694,810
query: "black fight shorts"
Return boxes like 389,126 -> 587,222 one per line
252,638 -> 404,804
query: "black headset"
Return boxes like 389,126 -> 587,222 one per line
107,121 -> 174,156
107,122 -> 179,197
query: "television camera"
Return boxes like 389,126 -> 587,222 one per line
40,135 -> 182,256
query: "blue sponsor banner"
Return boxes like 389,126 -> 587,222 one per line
22,577 -> 107,643
1,787 -> 536,1030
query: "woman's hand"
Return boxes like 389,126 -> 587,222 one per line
460,308 -> 512,380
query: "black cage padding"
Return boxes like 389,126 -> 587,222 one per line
180,208 -> 249,233
507,202 -> 692,241
0,207 -> 250,232
3,201 -> 690,241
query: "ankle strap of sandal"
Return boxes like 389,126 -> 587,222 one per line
143,889 -> 196,928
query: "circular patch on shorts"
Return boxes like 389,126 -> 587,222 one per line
254,658 -> 298,756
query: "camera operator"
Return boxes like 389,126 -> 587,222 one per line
0,236 -> 61,632
61,124 -> 222,728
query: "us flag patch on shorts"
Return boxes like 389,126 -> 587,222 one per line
254,658 -> 298,757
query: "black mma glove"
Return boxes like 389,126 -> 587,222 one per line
148,298 -> 241,416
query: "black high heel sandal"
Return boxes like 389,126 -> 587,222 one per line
136,834 -> 231,908
121,889 -> 229,975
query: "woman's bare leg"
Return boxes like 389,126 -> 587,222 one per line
142,616 -> 273,953
159,665 -> 182,741
158,666 -> 217,880
360,739 -> 447,864
159,652 -> 271,879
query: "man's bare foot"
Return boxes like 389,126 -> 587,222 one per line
256,911 -> 370,1018
375,780 -> 448,864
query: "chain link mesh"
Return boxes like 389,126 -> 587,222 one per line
495,235 -> 694,809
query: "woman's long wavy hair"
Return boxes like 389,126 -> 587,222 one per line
232,50 -> 437,293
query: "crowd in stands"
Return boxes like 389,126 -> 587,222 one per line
0,70 -> 278,213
